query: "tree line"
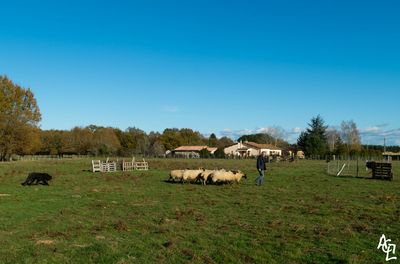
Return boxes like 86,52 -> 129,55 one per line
0,76 -> 240,160
297,115 -> 399,158
1,76 -> 397,161
37,127 -> 236,157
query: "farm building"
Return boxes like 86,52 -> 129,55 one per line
383,151 -> 400,161
171,146 -> 218,158
224,141 -> 282,158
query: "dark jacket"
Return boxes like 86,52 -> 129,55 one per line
256,155 -> 266,170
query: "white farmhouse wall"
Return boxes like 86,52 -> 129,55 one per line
224,142 -> 282,157
248,148 -> 259,156
224,144 -> 239,155
260,149 -> 282,156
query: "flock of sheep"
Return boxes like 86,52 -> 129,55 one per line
169,169 -> 247,185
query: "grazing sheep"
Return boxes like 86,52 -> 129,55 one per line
231,170 -> 247,183
200,169 -> 227,185
209,170 -> 234,184
182,169 -> 204,183
169,170 -> 185,182
199,170 -> 214,185
209,170 -> 247,184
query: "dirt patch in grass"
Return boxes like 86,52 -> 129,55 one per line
36,240 -> 55,245
45,230 -> 69,239
216,225 -> 230,234
173,207 -> 205,224
153,226 -> 170,234
114,220 -> 129,232
280,205 -> 296,211
174,208 -> 195,221
377,195 -> 398,202
202,255 -> 216,264
205,200 -> 217,206
162,241 -> 174,249
268,219 -> 284,228
350,222 -> 371,233
240,253 -> 256,263
92,222 -> 107,233
313,225 -> 331,237
72,244 -> 90,248
313,194 -> 329,203
181,248 -> 196,260
290,224 -> 306,233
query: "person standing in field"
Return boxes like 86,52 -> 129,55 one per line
255,151 -> 267,186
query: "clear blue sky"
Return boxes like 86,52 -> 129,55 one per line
1,0 -> 399,145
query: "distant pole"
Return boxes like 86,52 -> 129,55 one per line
384,137 -> 386,162
384,138 -> 386,152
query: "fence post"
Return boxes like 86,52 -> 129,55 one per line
336,159 -> 339,173
356,158 -> 359,177
347,157 -> 350,175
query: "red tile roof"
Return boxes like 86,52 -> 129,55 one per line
174,146 -> 218,153
207,147 -> 218,153
174,146 -> 208,151
243,141 -> 281,150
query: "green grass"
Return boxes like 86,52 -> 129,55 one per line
0,159 -> 399,263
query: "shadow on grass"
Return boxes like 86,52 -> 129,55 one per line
162,180 -> 249,186
162,180 -> 203,185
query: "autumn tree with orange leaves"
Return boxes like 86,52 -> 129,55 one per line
0,76 -> 41,160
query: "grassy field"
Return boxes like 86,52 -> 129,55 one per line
0,158 -> 399,264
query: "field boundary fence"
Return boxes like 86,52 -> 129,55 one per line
326,156 -> 397,178
11,154 -> 91,161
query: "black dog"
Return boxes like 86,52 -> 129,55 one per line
366,161 -> 376,170
21,172 -> 52,186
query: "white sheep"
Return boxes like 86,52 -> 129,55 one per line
209,170 -> 247,184
199,170 -> 214,185
182,169 -> 204,183
209,170 -> 233,184
169,169 -> 185,182
200,169 -> 226,185
230,170 -> 247,183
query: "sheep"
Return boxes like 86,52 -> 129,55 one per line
182,169 -> 204,183
199,169 -> 226,185
209,170 -> 234,184
209,170 -> 247,184
169,169 -> 185,182
231,170 -> 247,183
199,170 -> 214,185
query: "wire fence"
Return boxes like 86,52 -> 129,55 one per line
12,154 -> 90,161
327,157 -> 397,178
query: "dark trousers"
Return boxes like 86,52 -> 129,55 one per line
255,169 -> 265,185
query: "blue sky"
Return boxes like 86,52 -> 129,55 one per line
1,0 -> 399,145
